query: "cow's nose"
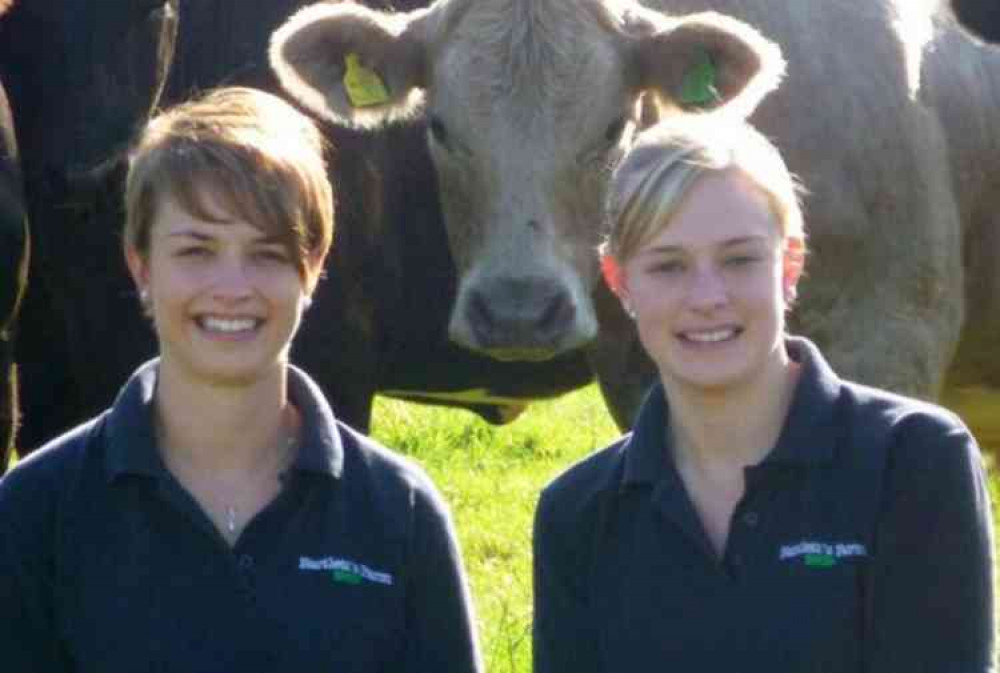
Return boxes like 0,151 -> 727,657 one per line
466,276 -> 576,356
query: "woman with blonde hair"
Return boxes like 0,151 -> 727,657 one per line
534,118 -> 995,671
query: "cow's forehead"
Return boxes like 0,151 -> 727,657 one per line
430,0 -> 628,143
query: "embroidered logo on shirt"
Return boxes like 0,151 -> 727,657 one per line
299,556 -> 394,586
779,541 -> 868,568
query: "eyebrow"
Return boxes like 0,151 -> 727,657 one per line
164,229 -> 283,245
165,230 -> 213,241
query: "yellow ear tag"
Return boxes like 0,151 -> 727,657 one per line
343,53 -> 390,108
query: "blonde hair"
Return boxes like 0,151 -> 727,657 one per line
603,118 -> 804,263
125,86 -> 334,285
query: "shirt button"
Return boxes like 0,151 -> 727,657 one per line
742,511 -> 759,527
239,554 -> 254,570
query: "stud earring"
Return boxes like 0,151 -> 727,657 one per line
623,303 -> 636,320
302,296 -> 313,311
139,289 -> 152,317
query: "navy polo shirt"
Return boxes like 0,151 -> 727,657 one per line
534,337 -> 996,672
0,361 -> 482,673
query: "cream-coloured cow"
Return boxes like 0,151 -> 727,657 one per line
271,0 -> 783,426
271,0 -> 1000,445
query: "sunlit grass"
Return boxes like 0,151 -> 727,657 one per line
371,385 -> 618,672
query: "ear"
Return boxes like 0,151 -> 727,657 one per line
628,9 -> 785,119
782,236 -> 806,299
125,245 -> 150,292
270,2 -> 431,129
600,252 -> 633,305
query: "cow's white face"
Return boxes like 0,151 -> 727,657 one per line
422,5 -> 634,359
271,0 -> 783,361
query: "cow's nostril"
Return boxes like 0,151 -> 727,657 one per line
468,290 -> 497,337
538,292 -> 575,338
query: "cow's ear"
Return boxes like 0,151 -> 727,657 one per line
270,2 -> 430,129
631,10 -> 785,119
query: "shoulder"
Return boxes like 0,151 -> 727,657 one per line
0,414 -> 107,507
537,435 -> 628,531
835,381 -> 983,491
334,421 -> 449,516
787,337 -> 978,472
0,413 -> 108,547
290,363 -> 445,510
839,381 -> 975,457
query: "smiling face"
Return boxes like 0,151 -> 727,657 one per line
127,187 -> 311,389
619,169 -> 800,395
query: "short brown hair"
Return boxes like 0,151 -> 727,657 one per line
604,117 -> 804,263
125,86 -> 334,285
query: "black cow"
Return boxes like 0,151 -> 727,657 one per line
952,0 -> 1000,43
1,0 -> 178,453
0,0 -> 28,469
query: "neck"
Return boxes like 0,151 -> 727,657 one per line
154,361 -> 295,473
664,357 -> 800,472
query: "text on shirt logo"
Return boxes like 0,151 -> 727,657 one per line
779,541 -> 868,568
299,556 -> 394,586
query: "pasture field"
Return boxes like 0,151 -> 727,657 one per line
372,385 -> 620,673
372,384 -> 1000,673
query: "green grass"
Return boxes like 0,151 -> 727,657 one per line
373,384 -> 1000,673
371,386 -> 619,673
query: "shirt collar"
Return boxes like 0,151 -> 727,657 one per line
620,383 -> 673,488
620,335 -> 843,490
764,336 -> 841,467
286,363 -> 345,478
104,360 -> 345,482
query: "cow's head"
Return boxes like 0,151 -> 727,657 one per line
272,0 -> 783,362
0,0 -> 178,181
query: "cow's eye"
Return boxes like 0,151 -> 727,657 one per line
604,116 -> 627,144
428,115 -> 450,148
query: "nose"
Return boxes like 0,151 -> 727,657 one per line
687,266 -> 728,310
211,257 -> 254,301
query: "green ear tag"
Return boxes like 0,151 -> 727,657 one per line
679,51 -> 718,106
343,53 -> 390,108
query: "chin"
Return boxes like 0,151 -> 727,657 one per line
662,359 -> 755,393
178,355 -> 285,389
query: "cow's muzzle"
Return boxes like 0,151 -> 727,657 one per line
451,275 -> 587,361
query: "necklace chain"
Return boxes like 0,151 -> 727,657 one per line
225,505 -> 238,533
219,433 -> 297,537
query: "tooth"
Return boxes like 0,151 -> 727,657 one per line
203,317 -> 256,333
688,329 -> 733,343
